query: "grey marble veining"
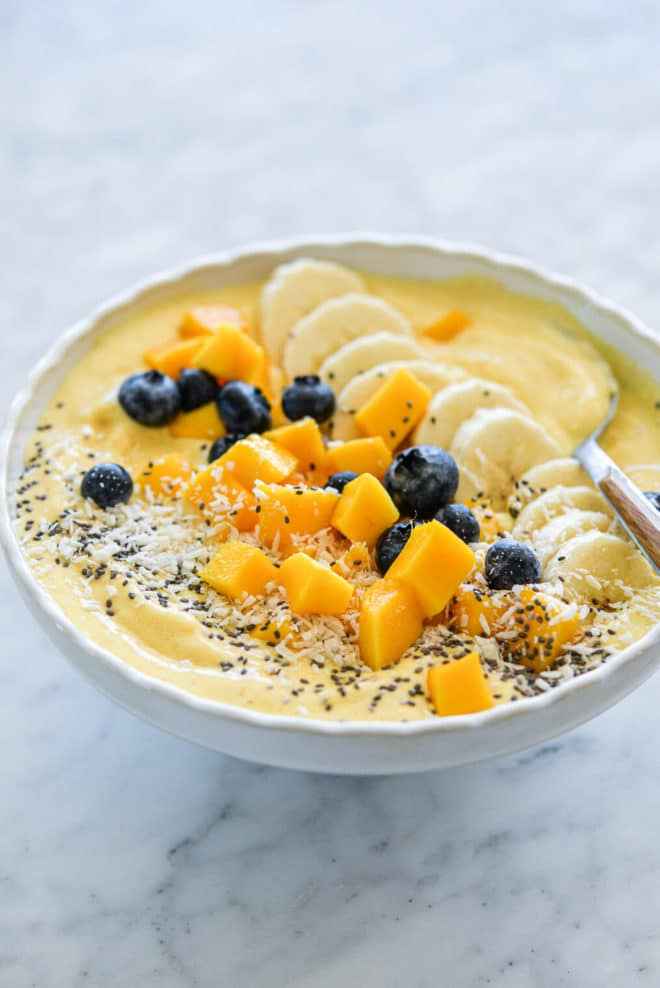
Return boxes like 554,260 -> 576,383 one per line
2,1 -> 660,985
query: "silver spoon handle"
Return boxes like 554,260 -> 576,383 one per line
574,440 -> 660,574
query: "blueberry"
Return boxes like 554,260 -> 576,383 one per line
118,370 -> 180,427
177,368 -> 219,412
325,471 -> 358,494
375,520 -> 420,574
644,491 -> 660,512
282,375 -> 335,424
384,445 -> 459,519
484,539 -> 541,590
436,503 -> 480,544
81,463 -> 133,508
217,380 -> 271,434
208,433 -> 247,463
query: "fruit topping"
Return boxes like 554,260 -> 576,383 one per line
118,370 -> 181,427
177,368 -> 220,412
208,433 -> 247,463
359,579 -> 423,670
264,418 -> 326,473
387,519 -> 475,618
255,483 -> 339,552
436,503 -> 480,544
184,463 -> 256,532
169,402 -> 225,440
217,380 -> 272,434
484,538 -> 541,590
384,444 -> 459,518
331,474 -> 399,547
180,305 -> 245,337
281,375 -> 336,424
201,541 -> 278,599
144,338 -> 203,379
353,367 -> 431,450
213,434 -> 298,490
427,651 -> 494,716
192,324 -> 264,381
325,471 -> 359,494
422,309 -> 471,342
374,520 -> 419,574
280,553 -> 353,615
81,463 -> 133,508
138,454 -> 192,499
325,436 -> 392,479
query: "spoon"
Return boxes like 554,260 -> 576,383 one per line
573,391 -> 660,574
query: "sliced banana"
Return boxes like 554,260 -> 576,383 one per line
532,509 -> 612,567
319,332 -> 426,394
513,486 -> 609,540
450,408 -> 562,507
508,457 -> 591,517
331,360 -> 467,442
546,531 -> 655,603
416,379 -> 529,449
260,259 -> 364,361
454,465 -> 487,505
283,294 -> 412,380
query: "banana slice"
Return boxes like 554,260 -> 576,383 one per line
508,457 -> 591,517
532,509 -> 612,566
450,408 -> 562,507
319,332 -> 425,394
512,486 -> 608,540
416,379 -> 529,449
454,465 -> 487,505
546,531 -> 655,603
331,360 -> 467,441
260,259 -> 364,361
283,294 -> 412,380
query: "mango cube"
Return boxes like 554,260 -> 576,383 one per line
169,402 -> 225,440
192,323 -> 264,381
180,305 -> 246,338
427,651 -> 494,716
144,338 -> 202,379
139,454 -> 192,499
279,553 -> 354,615
325,436 -> 392,479
504,588 -> 581,672
201,542 -> 277,599
359,578 -> 423,670
184,462 -> 256,531
336,541 -> 373,577
216,435 -> 298,491
354,368 -> 432,450
388,519 -> 475,618
448,585 -> 510,637
331,474 -> 399,547
255,482 -> 339,552
422,309 -> 471,342
264,418 -> 326,473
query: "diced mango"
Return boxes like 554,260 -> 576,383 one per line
144,338 -> 203,379
422,309 -> 471,342
336,541 -> 373,577
264,418 -> 326,474
448,585 -> 511,637
184,462 -> 256,531
250,617 -> 293,645
354,368 -> 432,450
180,305 -> 246,337
249,347 -> 273,394
138,454 -> 193,499
331,474 -> 399,547
279,553 -> 354,615
169,402 -> 225,440
359,578 -> 423,670
388,520 -> 475,618
201,542 -> 277,599
461,497 -> 503,542
503,588 -> 582,672
191,323 -> 264,381
216,435 -> 298,491
255,482 -> 339,552
325,436 -> 392,479
427,651 -> 494,716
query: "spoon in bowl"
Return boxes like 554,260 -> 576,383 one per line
573,390 -> 660,573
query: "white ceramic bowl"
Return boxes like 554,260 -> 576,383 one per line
2,236 -> 659,774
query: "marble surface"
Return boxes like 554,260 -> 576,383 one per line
2,1 -> 660,984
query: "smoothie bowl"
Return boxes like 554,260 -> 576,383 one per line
2,237 -> 659,774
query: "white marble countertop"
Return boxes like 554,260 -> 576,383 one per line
2,1 -> 660,984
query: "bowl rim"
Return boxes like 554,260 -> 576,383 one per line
1,232 -> 659,738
